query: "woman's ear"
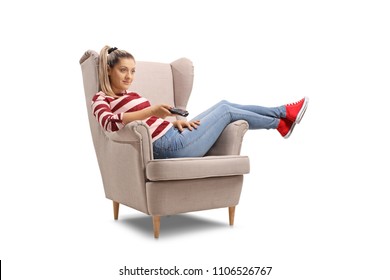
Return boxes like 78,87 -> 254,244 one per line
107,66 -> 111,76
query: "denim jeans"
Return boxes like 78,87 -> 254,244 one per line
153,100 -> 286,159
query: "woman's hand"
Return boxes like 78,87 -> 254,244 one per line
150,104 -> 173,119
172,120 -> 201,132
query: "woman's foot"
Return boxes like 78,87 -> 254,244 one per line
277,118 -> 296,139
285,97 -> 309,123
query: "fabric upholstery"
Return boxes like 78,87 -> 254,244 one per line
206,120 -> 249,156
171,58 -> 194,112
146,176 -> 244,216
146,156 -> 250,181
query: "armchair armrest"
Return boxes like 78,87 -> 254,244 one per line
206,120 -> 249,156
105,121 -> 154,162
102,119 -> 248,162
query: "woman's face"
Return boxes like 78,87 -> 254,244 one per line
108,58 -> 136,93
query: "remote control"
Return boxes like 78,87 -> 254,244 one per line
169,108 -> 189,117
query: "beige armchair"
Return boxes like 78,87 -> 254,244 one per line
79,50 -> 250,238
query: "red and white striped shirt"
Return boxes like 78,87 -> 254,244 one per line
91,90 -> 173,142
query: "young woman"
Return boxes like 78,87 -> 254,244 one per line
92,46 -> 309,159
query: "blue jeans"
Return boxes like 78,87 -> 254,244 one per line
153,100 -> 286,159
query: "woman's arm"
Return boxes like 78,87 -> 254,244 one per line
122,105 -> 173,125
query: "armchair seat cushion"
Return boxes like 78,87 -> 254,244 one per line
146,155 -> 250,181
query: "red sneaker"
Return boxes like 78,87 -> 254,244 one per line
277,118 -> 296,139
285,97 -> 309,123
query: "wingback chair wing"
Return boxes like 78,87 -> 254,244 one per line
79,50 -> 250,238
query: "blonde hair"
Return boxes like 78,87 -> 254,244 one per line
98,45 -> 135,97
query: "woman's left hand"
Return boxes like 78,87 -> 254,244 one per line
172,120 -> 200,132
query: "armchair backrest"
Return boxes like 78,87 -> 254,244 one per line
79,50 -> 194,212
79,50 -> 194,135
79,50 -> 195,159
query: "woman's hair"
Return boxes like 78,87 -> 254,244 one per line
99,45 -> 135,97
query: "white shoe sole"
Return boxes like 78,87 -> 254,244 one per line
284,122 -> 296,139
295,97 -> 309,124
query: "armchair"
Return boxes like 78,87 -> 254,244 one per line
79,50 -> 250,238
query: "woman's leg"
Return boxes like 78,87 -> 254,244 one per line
153,100 -> 285,158
192,100 -> 286,124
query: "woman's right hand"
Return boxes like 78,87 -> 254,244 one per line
150,104 -> 173,119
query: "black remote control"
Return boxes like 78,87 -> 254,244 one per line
169,108 -> 189,117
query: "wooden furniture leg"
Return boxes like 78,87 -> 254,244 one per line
229,206 -> 235,226
153,216 -> 161,238
113,201 -> 119,220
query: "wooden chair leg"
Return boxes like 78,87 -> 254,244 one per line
229,206 -> 235,226
113,201 -> 120,220
152,216 -> 160,238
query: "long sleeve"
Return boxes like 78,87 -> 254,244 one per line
91,92 -> 124,132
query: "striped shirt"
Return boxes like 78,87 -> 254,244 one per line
91,90 -> 173,142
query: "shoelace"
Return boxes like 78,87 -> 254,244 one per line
286,98 -> 304,106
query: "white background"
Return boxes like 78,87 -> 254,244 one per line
1,0 -> 389,279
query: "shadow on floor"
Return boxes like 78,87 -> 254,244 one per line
117,213 -> 230,238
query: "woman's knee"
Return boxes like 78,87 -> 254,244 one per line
217,100 -> 230,106
213,101 -> 233,116
215,100 -> 232,110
